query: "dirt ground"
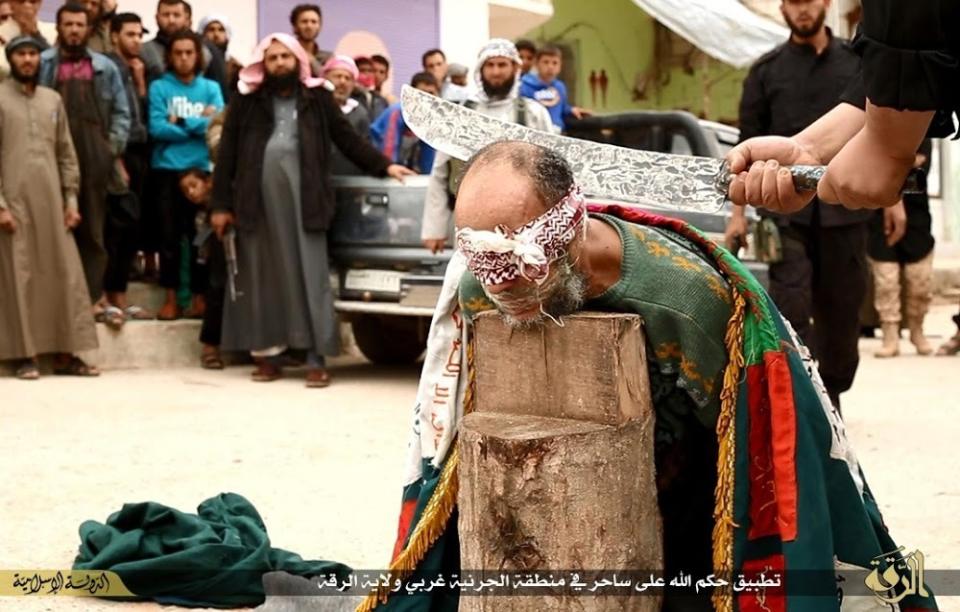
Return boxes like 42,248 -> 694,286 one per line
2,304 -> 959,611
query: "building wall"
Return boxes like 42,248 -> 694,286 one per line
522,0 -> 747,123
438,0 -> 490,72
940,141 -> 960,243
259,0 -> 440,99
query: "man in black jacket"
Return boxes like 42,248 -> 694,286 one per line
725,0 -> 867,407
727,1 -> 959,212
211,34 -> 412,387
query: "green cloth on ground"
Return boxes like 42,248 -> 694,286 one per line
73,492 -> 350,608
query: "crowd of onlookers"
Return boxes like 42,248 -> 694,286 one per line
0,0 -> 596,384
4,0 -> 957,388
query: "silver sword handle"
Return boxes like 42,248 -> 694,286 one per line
716,162 -> 926,198
788,165 -> 926,195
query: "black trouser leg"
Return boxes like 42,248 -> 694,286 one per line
811,223 -> 869,401
74,176 -> 109,302
178,196 -> 207,297
768,224 -> 815,351
156,170 -> 190,290
200,237 -> 225,346
102,197 -> 138,294
139,150 -> 161,258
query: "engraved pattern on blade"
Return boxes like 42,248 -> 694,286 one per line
400,85 -> 727,213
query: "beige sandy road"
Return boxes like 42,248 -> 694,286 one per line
2,305 -> 958,610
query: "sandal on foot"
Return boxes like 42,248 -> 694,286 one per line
201,348 -> 225,370
123,305 -> 155,321
15,359 -> 39,380
52,355 -> 100,377
251,361 -> 282,382
100,305 -> 125,330
306,368 -> 330,388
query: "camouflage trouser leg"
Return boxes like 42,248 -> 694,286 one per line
870,259 -> 902,325
903,251 -> 934,325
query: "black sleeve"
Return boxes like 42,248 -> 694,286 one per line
203,42 -> 230,102
737,63 -> 769,143
353,107 -> 372,144
320,90 -> 390,177
211,100 -> 242,213
838,70 -> 865,109
844,0 -> 959,113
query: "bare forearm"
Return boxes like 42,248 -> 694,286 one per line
794,103 -> 865,164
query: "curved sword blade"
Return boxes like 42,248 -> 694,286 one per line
400,85 -> 728,213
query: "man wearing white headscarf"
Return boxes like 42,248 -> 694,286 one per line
197,14 -> 241,87
420,39 -> 555,254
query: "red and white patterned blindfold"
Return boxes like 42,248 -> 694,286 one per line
456,186 -> 587,286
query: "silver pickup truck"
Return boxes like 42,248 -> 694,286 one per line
330,111 -> 765,365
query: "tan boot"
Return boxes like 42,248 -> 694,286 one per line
909,321 -> 933,355
904,254 -> 934,356
875,323 -> 900,358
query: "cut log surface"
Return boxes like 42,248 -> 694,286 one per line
473,311 -> 651,426
461,313 -> 663,611
458,412 -> 662,612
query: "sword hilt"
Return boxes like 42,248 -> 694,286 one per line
716,162 -> 926,200
788,165 -> 926,195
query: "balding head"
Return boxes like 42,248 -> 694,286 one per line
454,141 -> 574,233
454,142 -> 587,327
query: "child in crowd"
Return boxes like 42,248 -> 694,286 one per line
148,31 -> 224,320
178,169 -> 225,370
519,44 -> 590,131
515,39 -> 537,76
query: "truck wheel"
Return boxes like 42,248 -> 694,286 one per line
351,315 -> 428,365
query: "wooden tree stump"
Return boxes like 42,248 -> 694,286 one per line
472,312 -> 651,425
458,312 -> 662,611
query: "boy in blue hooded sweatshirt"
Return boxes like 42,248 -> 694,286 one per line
519,44 -> 590,131
149,30 -> 224,320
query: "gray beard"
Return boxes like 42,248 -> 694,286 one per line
488,261 -> 588,330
